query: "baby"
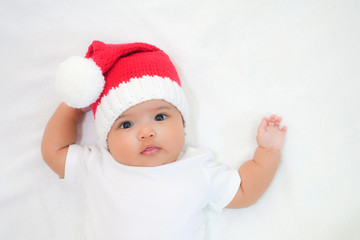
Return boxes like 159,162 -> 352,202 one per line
42,41 -> 286,240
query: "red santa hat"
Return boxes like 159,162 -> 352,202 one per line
55,40 -> 188,147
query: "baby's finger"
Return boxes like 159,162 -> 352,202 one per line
274,116 -> 282,128
258,118 -> 268,131
269,114 -> 277,121
268,114 -> 276,127
81,106 -> 92,113
280,126 -> 287,133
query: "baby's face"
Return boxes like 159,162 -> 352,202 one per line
107,100 -> 186,167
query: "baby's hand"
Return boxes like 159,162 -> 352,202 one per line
81,106 -> 92,113
256,114 -> 287,151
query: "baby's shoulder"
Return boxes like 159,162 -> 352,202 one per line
67,144 -> 103,163
177,146 -> 217,169
180,146 -> 212,160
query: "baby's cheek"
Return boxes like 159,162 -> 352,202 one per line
109,134 -> 135,158
168,126 -> 185,148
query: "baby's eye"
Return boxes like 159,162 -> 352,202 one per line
120,121 -> 133,129
155,114 -> 167,121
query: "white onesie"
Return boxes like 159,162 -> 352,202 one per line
65,145 -> 241,240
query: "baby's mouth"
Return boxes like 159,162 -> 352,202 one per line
141,146 -> 161,155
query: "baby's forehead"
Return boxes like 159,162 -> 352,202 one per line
111,99 -> 185,128
117,99 -> 178,118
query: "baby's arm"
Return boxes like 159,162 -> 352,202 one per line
41,103 -> 84,178
226,114 -> 287,208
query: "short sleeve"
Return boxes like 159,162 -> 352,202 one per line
64,144 -> 100,185
203,160 -> 241,212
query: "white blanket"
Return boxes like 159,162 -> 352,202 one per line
1,0 -> 359,239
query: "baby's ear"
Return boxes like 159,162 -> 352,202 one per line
181,114 -> 187,128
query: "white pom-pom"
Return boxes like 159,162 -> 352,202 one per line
55,56 -> 105,108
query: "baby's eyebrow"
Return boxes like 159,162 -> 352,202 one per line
115,105 -> 172,123
115,113 -> 130,122
152,106 -> 171,111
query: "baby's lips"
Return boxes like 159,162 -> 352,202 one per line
141,146 -> 161,155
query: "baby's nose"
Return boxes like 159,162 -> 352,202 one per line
138,126 -> 156,140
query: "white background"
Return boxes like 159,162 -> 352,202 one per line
1,0 -> 359,239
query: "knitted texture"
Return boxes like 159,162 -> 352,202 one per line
87,41 -> 182,115
56,40 -> 188,147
